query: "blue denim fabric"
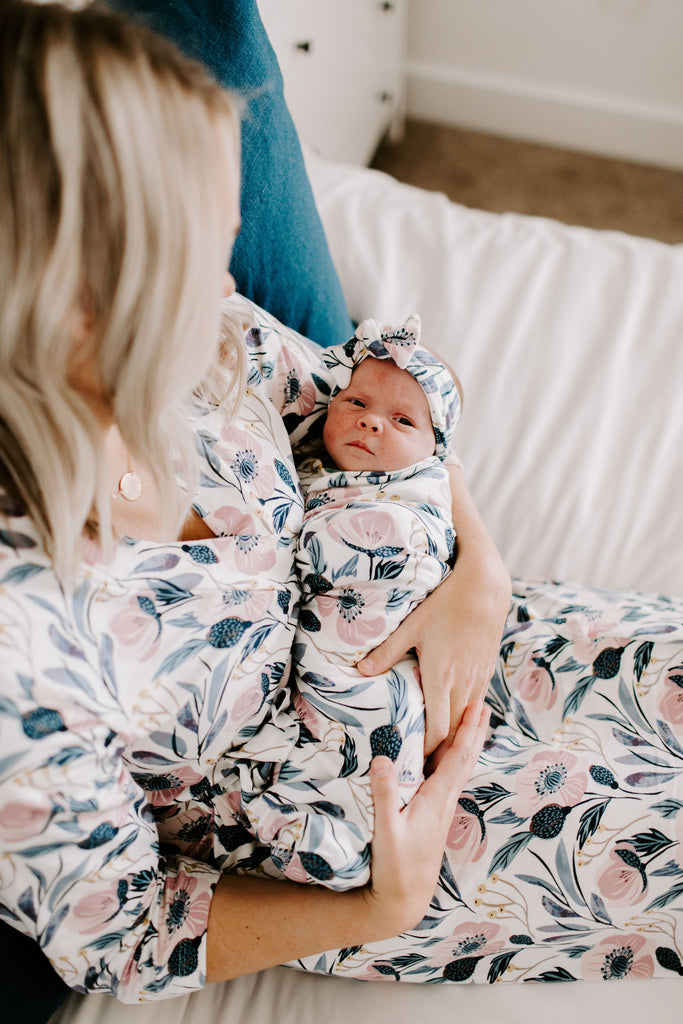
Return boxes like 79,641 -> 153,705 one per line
110,0 -> 353,348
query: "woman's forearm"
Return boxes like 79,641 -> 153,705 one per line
205,874 -> 373,982
447,463 -> 511,614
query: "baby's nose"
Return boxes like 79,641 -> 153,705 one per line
359,413 -> 382,432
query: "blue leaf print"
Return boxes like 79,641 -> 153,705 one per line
272,502 -> 293,534
149,731 -> 187,757
89,930 -> 128,951
0,529 -> 36,549
18,887 -> 37,923
240,621 -> 278,662
488,831 -> 532,875
146,577 -> 202,606
48,623 -> 86,660
628,828 -> 676,858
157,638 -> 207,675
311,373 -> 331,396
332,554 -> 359,583
541,895 -> 578,918
512,697 -> 540,741
132,554 -> 181,574
650,860 -> 683,878
577,800 -> 611,848
527,967 -> 577,983
562,676 -> 594,718
275,459 -> 296,490
0,562 -> 45,586
374,558 -> 408,580
42,904 -> 69,948
644,881 -> 683,911
589,892 -> 614,925
651,798 -> 683,817
657,719 -> 683,758
386,587 -> 411,611
625,771 -> 677,787
487,950 -> 520,983
339,734 -> 358,778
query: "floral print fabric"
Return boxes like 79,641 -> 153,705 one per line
235,456 -> 455,888
293,578 -> 683,985
1,295 -> 682,1001
0,296 -> 336,1001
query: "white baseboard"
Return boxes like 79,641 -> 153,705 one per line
406,61 -> 683,171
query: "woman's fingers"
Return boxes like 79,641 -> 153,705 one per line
367,701 -> 489,935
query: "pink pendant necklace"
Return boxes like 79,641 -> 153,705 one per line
117,469 -> 143,502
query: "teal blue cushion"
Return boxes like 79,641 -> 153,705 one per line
110,0 -> 353,348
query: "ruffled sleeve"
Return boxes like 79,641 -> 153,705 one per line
0,575 -> 220,1003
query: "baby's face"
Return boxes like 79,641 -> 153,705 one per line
323,358 -> 435,472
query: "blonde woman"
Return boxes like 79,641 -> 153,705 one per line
0,1 -> 497,1015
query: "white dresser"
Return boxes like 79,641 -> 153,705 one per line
258,0 -> 407,166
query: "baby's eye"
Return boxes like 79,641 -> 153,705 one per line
348,397 -> 366,407
396,416 -> 415,427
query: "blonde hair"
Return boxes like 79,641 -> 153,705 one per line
0,0 -> 246,581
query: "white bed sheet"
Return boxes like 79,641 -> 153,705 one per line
49,157 -> 683,1022
49,963 -> 683,1024
308,152 -> 683,598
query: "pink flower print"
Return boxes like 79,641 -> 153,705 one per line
131,765 -> 205,808
448,921 -> 507,961
438,922 -> 508,979
566,607 -> 628,665
581,933 -> 654,981
512,750 -> 587,817
328,507 -> 404,561
231,680 -> 268,732
658,669 -> 683,726
316,585 -> 387,650
168,808 -> 214,859
446,795 -> 487,865
72,883 -> 122,935
156,868 -> 213,962
211,509 -> 276,572
273,348 -> 317,417
516,658 -> 558,712
597,842 -> 648,907
294,691 -> 324,741
219,584 -> 273,623
0,799 -> 51,843
110,590 -> 161,662
216,427 -> 275,500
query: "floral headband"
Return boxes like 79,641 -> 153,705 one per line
322,314 -> 460,458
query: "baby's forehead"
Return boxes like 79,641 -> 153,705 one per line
352,356 -> 418,389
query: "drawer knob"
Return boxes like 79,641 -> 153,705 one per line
295,40 -> 313,54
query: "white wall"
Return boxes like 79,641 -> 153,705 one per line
406,0 -> 683,169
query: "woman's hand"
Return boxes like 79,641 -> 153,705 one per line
362,700 -> 490,936
357,465 -> 511,758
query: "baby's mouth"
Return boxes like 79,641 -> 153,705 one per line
348,440 -> 371,453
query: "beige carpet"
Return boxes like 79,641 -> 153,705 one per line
371,120 -> 683,245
